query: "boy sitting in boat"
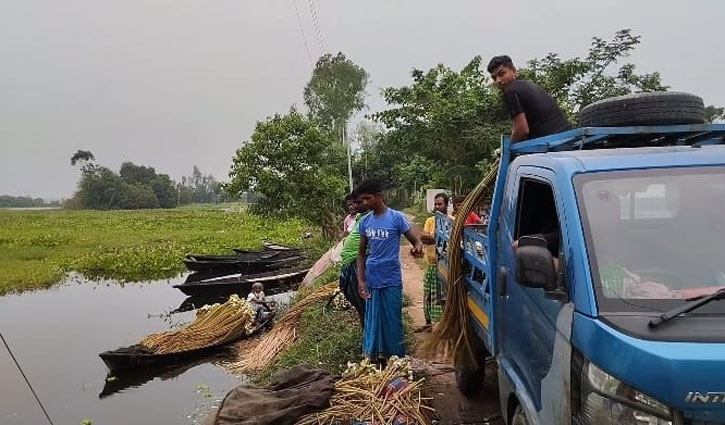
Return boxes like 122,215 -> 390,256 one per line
247,283 -> 272,323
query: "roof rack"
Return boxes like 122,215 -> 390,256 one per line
510,124 -> 725,154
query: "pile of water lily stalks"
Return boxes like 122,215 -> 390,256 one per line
141,294 -> 256,354
422,160 -> 500,370
229,282 -> 338,373
296,356 -> 433,425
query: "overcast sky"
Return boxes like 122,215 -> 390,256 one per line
1,0 -> 723,199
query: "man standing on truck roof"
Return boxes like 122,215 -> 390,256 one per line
356,180 -> 424,365
488,55 -> 572,142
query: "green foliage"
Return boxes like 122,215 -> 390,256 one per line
304,52 -> 369,137
151,174 -> 177,208
369,29 -> 674,196
352,122 -> 404,188
70,155 -> 177,210
70,150 -> 95,167
521,29 -> 668,117
372,56 -> 508,194
227,110 -> 347,231
119,183 -> 159,209
402,206 -> 432,228
119,162 -> 157,185
0,195 -> 59,208
177,166 -> 231,205
705,105 -> 725,123
0,208 -> 323,294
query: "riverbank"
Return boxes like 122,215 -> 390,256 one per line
231,245 -> 502,424
0,207 -> 325,294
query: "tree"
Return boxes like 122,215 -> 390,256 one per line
177,166 -> 228,204
705,105 -> 725,123
520,29 -> 668,118
304,52 -> 369,138
369,29 -> 675,195
304,52 -> 369,191
69,153 -> 177,210
119,183 -> 159,209
227,109 -> 346,232
75,166 -> 126,210
151,175 -> 177,208
0,195 -> 59,208
372,56 -> 508,194
70,150 -> 95,167
119,162 -> 158,186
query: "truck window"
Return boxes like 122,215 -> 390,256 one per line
576,167 -> 725,310
515,178 -> 560,256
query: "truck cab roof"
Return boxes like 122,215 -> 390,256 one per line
507,123 -> 725,175
514,144 -> 725,175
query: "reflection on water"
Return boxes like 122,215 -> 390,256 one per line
0,275 -> 248,425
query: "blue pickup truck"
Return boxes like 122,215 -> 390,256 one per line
435,94 -> 725,425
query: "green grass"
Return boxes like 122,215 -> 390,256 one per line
256,300 -> 364,384
0,208 -> 328,295
403,206 -> 431,228
255,270 -> 416,384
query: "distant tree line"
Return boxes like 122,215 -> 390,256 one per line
177,166 -> 231,205
0,195 -> 60,208
67,150 -> 234,210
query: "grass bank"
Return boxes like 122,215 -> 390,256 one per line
0,208 -> 327,295
255,269 -> 415,384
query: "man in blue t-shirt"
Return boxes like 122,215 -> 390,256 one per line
355,180 -> 423,363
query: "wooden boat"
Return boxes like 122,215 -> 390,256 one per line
232,242 -> 302,254
173,267 -> 309,297
182,251 -> 304,273
99,355 -> 216,398
98,311 -> 275,373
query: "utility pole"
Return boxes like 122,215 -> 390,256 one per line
344,124 -> 353,192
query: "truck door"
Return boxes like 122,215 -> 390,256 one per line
498,167 -> 573,425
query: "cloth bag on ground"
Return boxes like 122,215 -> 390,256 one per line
202,364 -> 334,425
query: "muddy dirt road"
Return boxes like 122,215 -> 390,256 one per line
400,247 -> 504,425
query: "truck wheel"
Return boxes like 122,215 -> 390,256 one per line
455,363 -> 485,397
578,92 -> 705,127
511,405 -> 529,425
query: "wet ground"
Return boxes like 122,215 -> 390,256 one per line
401,246 -> 504,425
0,275 -> 253,425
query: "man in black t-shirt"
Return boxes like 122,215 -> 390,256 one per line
487,55 -> 572,142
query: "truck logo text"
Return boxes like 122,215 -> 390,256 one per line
685,392 -> 725,403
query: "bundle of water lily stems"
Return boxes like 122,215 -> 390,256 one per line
296,356 -> 433,425
141,294 -> 256,354
229,282 -> 338,373
422,160 -> 500,371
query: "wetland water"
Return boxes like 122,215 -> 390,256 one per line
0,275 -> 253,425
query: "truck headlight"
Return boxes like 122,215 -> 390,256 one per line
576,359 -> 673,425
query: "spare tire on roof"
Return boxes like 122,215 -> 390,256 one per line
578,91 -> 705,127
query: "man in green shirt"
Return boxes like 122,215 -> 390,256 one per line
339,189 -> 369,326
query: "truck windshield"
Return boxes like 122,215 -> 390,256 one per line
576,167 -> 725,313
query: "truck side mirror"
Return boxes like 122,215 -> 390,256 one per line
515,236 -> 556,291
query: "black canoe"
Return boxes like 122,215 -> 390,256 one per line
99,355 -> 217,398
173,267 -> 309,297
182,251 -> 304,273
99,311 -> 275,373
233,242 -> 301,254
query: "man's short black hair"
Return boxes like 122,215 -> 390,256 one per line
356,180 -> 383,196
345,192 -> 355,202
434,192 -> 450,205
487,55 -> 515,73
